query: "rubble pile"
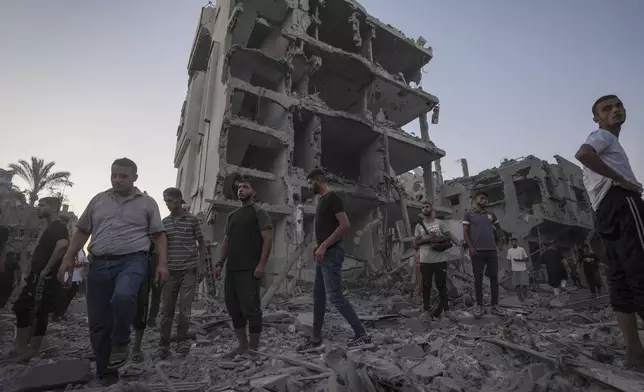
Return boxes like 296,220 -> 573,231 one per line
2,279 -> 644,392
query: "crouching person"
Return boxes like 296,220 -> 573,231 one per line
214,178 -> 273,358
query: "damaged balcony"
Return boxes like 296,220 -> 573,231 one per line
187,6 -> 217,76
314,0 -> 433,84
381,125 -> 446,175
226,45 -> 290,93
284,29 -> 439,127
226,0 -> 292,49
228,78 -> 296,130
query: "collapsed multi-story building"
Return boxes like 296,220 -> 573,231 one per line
433,155 -> 595,264
173,1 -> 444,286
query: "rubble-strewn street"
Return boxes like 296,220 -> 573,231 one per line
3,264 -> 644,392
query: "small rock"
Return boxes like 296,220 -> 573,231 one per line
397,343 -> 425,359
432,376 -> 463,392
411,354 -> 445,382
430,337 -> 445,355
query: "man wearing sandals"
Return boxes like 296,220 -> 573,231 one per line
58,158 -> 168,384
154,187 -> 206,359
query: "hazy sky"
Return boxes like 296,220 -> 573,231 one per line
1,0 -> 642,215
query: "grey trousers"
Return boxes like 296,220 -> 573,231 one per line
160,268 -> 197,346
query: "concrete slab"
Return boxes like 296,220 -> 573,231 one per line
18,359 -> 91,392
411,354 -> 445,382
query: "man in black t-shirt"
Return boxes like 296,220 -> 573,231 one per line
215,178 -> 273,358
10,197 -> 69,361
297,169 -> 371,352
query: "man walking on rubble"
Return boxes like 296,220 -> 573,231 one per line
574,94 -> 644,371
507,238 -> 529,301
58,158 -> 168,384
214,177 -> 272,358
154,187 -> 206,359
541,242 -> 568,296
11,197 -> 69,361
413,201 -> 454,320
463,191 -> 504,317
297,169 -> 371,351
580,244 -> 602,297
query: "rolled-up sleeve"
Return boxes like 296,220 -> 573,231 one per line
77,195 -> 98,233
147,197 -> 165,234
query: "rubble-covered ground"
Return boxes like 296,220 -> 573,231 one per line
2,268 -> 644,392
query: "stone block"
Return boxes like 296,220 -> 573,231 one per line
18,359 -> 91,392
396,343 -> 425,358
411,354 -> 445,382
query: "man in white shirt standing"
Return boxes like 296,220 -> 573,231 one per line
53,249 -> 89,320
413,201 -> 454,320
506,238 -> 529,301
575,94 -> 644,371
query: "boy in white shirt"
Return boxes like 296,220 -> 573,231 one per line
506,238 -> 529,300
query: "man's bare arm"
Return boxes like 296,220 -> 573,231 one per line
44,239 -> 69,275
197,237 -> 207,268
152,231 -> 168,267
258,229 -> 273,268
463,224 -> 474,249
575,144 -> 624,182
64,231 -> 90,260
320,212 -> 350,249
217,235 -> 229,266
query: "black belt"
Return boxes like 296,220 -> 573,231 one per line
91,251 -> 148,261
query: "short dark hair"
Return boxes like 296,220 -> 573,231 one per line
422,200 -> 433,206
511,237 -> 517,241
39,196 -> 62,212
237,176 -> 253,188
112,158 -> 138,174
592,95 -> 619,116
474,190 -> 488,198
307,169 -> 326,183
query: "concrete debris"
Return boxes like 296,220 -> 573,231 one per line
2,280 -> 643,392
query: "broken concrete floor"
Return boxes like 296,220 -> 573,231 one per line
1,279 -> 644,392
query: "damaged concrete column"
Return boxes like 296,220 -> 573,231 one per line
419,112 -> 435,203
360,136 -> 386,191
301,115 -> 322,172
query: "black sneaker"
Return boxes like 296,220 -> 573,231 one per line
296,339 -> 322,352
347,335 -> 373,349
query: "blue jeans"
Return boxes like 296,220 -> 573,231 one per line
87,252 -> 148,376
312,245 -> 365,340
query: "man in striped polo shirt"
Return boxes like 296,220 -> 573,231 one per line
156,188 -> 206,358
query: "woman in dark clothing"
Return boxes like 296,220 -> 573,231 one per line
541,243 -> 568,296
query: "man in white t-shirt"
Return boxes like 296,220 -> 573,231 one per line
506,238 -> 529,301
575,94 -> 644,371
53,249 -> 89,320
413,201 -> 454,320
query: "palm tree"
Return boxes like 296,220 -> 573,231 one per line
8,157 -> 73,205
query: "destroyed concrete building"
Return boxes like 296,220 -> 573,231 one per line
173,1 -> 444,285
434,155 -> 595,264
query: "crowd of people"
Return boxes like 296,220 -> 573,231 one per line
0,94 -> 642,381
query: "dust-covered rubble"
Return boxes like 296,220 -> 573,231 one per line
2,277 -> 644,392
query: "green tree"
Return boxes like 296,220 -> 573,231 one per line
8,157 -> 73,206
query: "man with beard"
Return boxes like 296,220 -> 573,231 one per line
463,191 -> 504,317
155,187 -> 206,358
214,177 -> 272,358
58,158 -> 168,384
413,201 -> 453,320
580,244 -> 602,297
10,197 -> 69,361
297,169 -> 371,351
575,95 -> 644,371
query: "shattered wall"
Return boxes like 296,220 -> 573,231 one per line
437,155 -> 594,258
173,0 -> 445,289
